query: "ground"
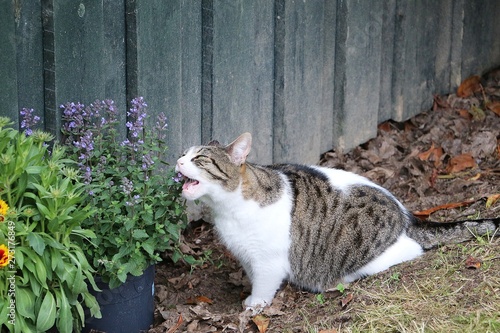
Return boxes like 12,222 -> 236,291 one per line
148,69 -> 500,333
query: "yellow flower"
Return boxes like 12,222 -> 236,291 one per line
0,244 -> 10,268
0,199 -> 8,218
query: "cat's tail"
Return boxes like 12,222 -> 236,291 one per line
407,217 -> 500,250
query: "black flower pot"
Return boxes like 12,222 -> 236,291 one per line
83,265 -> 155,333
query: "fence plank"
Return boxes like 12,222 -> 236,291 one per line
461,1 -> 500,78
378,0 -> 396,123
0,1 -> 19,126
14,0 -> 45,129
319,0 -> 336,156
49,0 -> 127,138
132,0 -> 202,162
274,0 -> 332,164
391,1 -> 443,121
333,0 -> 383,152
211,0 -> 274,164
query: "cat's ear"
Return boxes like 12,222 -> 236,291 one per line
206,140 -> 221,147
226,132 -> 252,165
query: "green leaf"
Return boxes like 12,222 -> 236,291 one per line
44,236 -> 65,250
166,223 -> 180,240
132,229 -> 149,239
16,287 -> 36,321
36,291 -> 57,332
25,165 -> 43,174
0,298 -> 9,326
75,302 -> 85,327
27,232 -> 46,256
35,202 -> 52,218
56,288 -> 73,333
33,256 -> 48,288
83,292 -> 102,319
70,228 -> 96,239
71,267 -> 87,294
142,241 -> 155,256
50,247 -> 62,271
16,248 -> 24,269
55,262 -> 77,286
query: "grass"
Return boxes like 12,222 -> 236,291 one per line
337,237 -> 500,333
271,236 -> 500,333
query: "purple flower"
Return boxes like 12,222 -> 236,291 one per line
153,113 -> 168,141
20,108 -> 40,135
172,172 -> 183,183
73,130 -> 94,160
61,102 -> 86,135
142,154 -> 154,170
120,177 -> 134,195
125,97 -> 147,142
83,166 -> 92,184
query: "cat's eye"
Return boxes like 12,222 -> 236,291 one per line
192,155 -> 210,163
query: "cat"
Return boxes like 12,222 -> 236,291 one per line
175,132 -> 500,309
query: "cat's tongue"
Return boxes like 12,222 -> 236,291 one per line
182,178 -> 199,191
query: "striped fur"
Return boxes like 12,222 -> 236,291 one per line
175,133 -> 500,309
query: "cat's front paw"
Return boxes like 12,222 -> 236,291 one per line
244,295 -> 271,310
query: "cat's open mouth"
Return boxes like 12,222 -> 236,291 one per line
179,173 -> 200,191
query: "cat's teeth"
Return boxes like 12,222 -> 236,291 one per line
182,177 -> 200,191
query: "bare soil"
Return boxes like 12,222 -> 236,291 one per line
148,68 -> 500,333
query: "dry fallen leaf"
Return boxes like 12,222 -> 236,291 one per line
186,295 -> 213,305
486,101 -> 500,116
457,108 -> 472,119
467,173 -> 482,181
433,94 -> 450,110
252,314 -> 270,333
446,153 -> 477,173
486,194 -> 500,208
166,314 -> 183,333
319,330 -> 338,333
413,199 -> 477,219
341,293 -> 354,308
457,75 -> 481,98
378,121 -> 392,132
465,255 -> 482,269
417,143 -> 443,167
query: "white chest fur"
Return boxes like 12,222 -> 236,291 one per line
202,181 -> 294,307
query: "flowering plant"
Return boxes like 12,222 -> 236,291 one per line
0,117 -> 100,332
60,97 -> 187,288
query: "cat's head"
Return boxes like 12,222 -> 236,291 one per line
175,132 -> 252,201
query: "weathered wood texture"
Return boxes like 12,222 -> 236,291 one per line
1,0 -> 499,164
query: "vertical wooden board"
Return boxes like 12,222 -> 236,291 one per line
333,0 -> 382,151
211,0 -> 274,164
102,0 -> 127,131
449,0 -> 465,88
134,0 -> 202,162
378,0 -> 396,123
51,1 -> 127,127
274,0 -> 330,164
15,0 -> 45,129
432,0 -> 453,95
391,0 -> 438,122
319,0 -> 336,155
0,1 -> 19,126
201,0 -> 213,145
461,0 -> 500,78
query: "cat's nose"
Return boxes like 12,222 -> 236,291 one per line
175,159 -> 184,172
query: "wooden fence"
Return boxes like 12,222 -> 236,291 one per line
1,0 -> 499,164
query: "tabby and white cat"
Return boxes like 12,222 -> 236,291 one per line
175,132 -> 499,309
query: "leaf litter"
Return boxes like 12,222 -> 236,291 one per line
147,68 -> 500,332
